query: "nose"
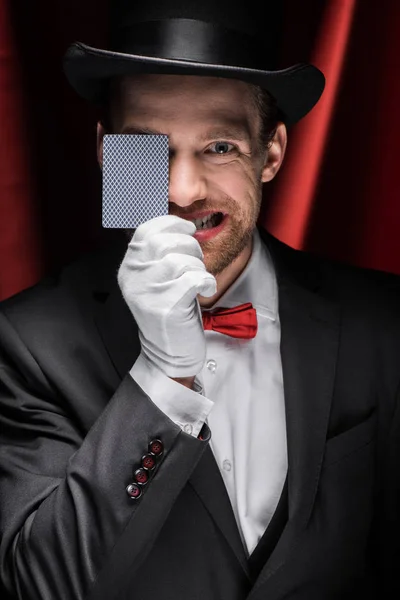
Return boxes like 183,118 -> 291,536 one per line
168,152 -> 207,208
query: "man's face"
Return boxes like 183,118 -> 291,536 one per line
98,74 -> 286,277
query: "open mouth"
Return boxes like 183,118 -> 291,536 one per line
192,212 -> 224,231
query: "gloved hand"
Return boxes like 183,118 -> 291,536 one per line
117,215 -> 217,378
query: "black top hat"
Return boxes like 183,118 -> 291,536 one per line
63,0 -> 325,125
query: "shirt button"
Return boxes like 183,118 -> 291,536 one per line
206,359 -> 217,373
183,423 -> 193,435
222,459 -> 232,472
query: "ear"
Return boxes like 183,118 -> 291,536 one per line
97,122 -> 106,170
261,122 -> 287,183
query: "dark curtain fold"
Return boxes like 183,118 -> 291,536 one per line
0,0 -> 399,302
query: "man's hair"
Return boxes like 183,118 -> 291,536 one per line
100,77 -> 281,150
249,85 -> 281,150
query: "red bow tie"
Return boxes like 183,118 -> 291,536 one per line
201,302 -> 258,339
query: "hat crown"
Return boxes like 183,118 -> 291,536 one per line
106,0 -> 284,71
109,0 -> 283,46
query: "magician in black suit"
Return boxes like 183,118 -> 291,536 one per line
1,1 -> 400,599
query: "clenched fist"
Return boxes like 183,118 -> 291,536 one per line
117,215 -> 217,378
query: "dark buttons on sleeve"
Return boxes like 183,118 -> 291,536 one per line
126,439 -> 164,500
142,454 -> 156,471
126,483 -> 142,500
134,468 -> 149,485
149,439 -> 164,457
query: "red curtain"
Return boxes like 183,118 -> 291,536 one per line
0,0 -> 43,298
1,0 -> 399,302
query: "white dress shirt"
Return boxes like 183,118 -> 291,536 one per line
130,227 -> 288,555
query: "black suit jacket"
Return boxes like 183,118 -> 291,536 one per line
0,228 -> 399,600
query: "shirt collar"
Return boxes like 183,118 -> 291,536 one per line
210,226 -> 278,321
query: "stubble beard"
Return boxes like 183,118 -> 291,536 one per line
201,193 -> 262,276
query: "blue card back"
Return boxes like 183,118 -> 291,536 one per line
102,134 -> 169,228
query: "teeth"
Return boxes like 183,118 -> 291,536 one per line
193,214 -> 214,229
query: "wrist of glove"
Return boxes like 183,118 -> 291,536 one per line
117,215 -> 217,378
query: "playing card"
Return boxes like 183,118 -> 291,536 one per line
102,134 -> 169,228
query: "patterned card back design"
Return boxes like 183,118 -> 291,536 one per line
102,134 -> 169,228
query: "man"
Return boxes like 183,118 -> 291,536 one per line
0,1 -> 399,599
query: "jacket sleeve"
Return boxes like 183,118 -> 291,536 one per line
0,310 -> 210,600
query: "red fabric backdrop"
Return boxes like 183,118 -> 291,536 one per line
1,0 -> 399,302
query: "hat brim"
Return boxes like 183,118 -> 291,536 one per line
63,42 -> 325,125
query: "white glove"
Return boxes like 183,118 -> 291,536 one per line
117,215 -> 217,378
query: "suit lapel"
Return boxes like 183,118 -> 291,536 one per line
247,231 -> 341,598
93,283 -> 141,380
279,278 -> 340,527
189,447 -> 250,578
89,236 -> 142,380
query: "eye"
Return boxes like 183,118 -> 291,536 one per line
209,141 -> 236,155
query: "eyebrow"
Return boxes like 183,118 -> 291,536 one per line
121,126 -> 165,136
120,123 -> 252,144
199,127 -> 251,143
